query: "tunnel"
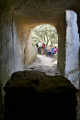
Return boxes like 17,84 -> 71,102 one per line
0,0 -> 80,120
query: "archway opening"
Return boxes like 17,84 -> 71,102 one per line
25,24 -> 59,76
0,1 -> 80,120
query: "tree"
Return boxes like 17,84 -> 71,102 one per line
32,24 -> 58,47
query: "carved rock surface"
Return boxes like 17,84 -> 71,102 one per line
4,70 -> 78,120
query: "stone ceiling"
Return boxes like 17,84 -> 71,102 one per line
13,0 -> 77,28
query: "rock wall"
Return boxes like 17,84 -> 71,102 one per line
0,10 -> 13,118
0,10 -> 36,114
65,10 -> 80,89
14,15 -> 36,66
0,11 -> 13,86
56,13 -> 66,76
0,12 -> 36,85
24,30 -> 36,66
0,0 -> 80,118
4,70 -> 78,120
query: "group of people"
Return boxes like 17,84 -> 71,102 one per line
46,45 -> 58,58
35,42 -> 58,58
36,41 -> 45,54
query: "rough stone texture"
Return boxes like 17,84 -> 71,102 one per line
65,10 -> 79,89
0,0 -> 80,86
13,16 -> 36,67
0,0 -> 80,118
56,15 -> 66,75
0,8 -> 37,84
0,11 -> 13,86
24,30 -> 36,66
0,11 -> 14,119
0,8 -> 36,112
4,71 -> 78,120
76,92 -> 80,120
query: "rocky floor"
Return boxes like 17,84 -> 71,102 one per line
76,91 -> 80,120
4,70 -> 77,120
25,54 -> 60,76
3,54 -> 80,120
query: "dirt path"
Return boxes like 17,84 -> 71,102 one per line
25,54 -> 60,76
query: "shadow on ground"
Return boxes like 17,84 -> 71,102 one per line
3,70 -> 78,120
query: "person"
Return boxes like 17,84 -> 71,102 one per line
41,41 -> 45,53
35,43 -> 38,48
41,41 -> 45,48
50,46 -> 58,57
35,43 -> 39,53
37,43 -> 42,54
46,45 -> 54,56
44,44 -> 47,53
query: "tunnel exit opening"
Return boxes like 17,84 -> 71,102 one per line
25,24 -> 59,76
0,1 -> 80,119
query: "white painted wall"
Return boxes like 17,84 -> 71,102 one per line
65,10 -> 80,89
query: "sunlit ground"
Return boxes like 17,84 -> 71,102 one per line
25,54 -> 59,76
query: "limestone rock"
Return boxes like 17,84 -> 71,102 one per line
4,70 -> 78,120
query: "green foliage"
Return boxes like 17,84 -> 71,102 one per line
32,24 -> 58,47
